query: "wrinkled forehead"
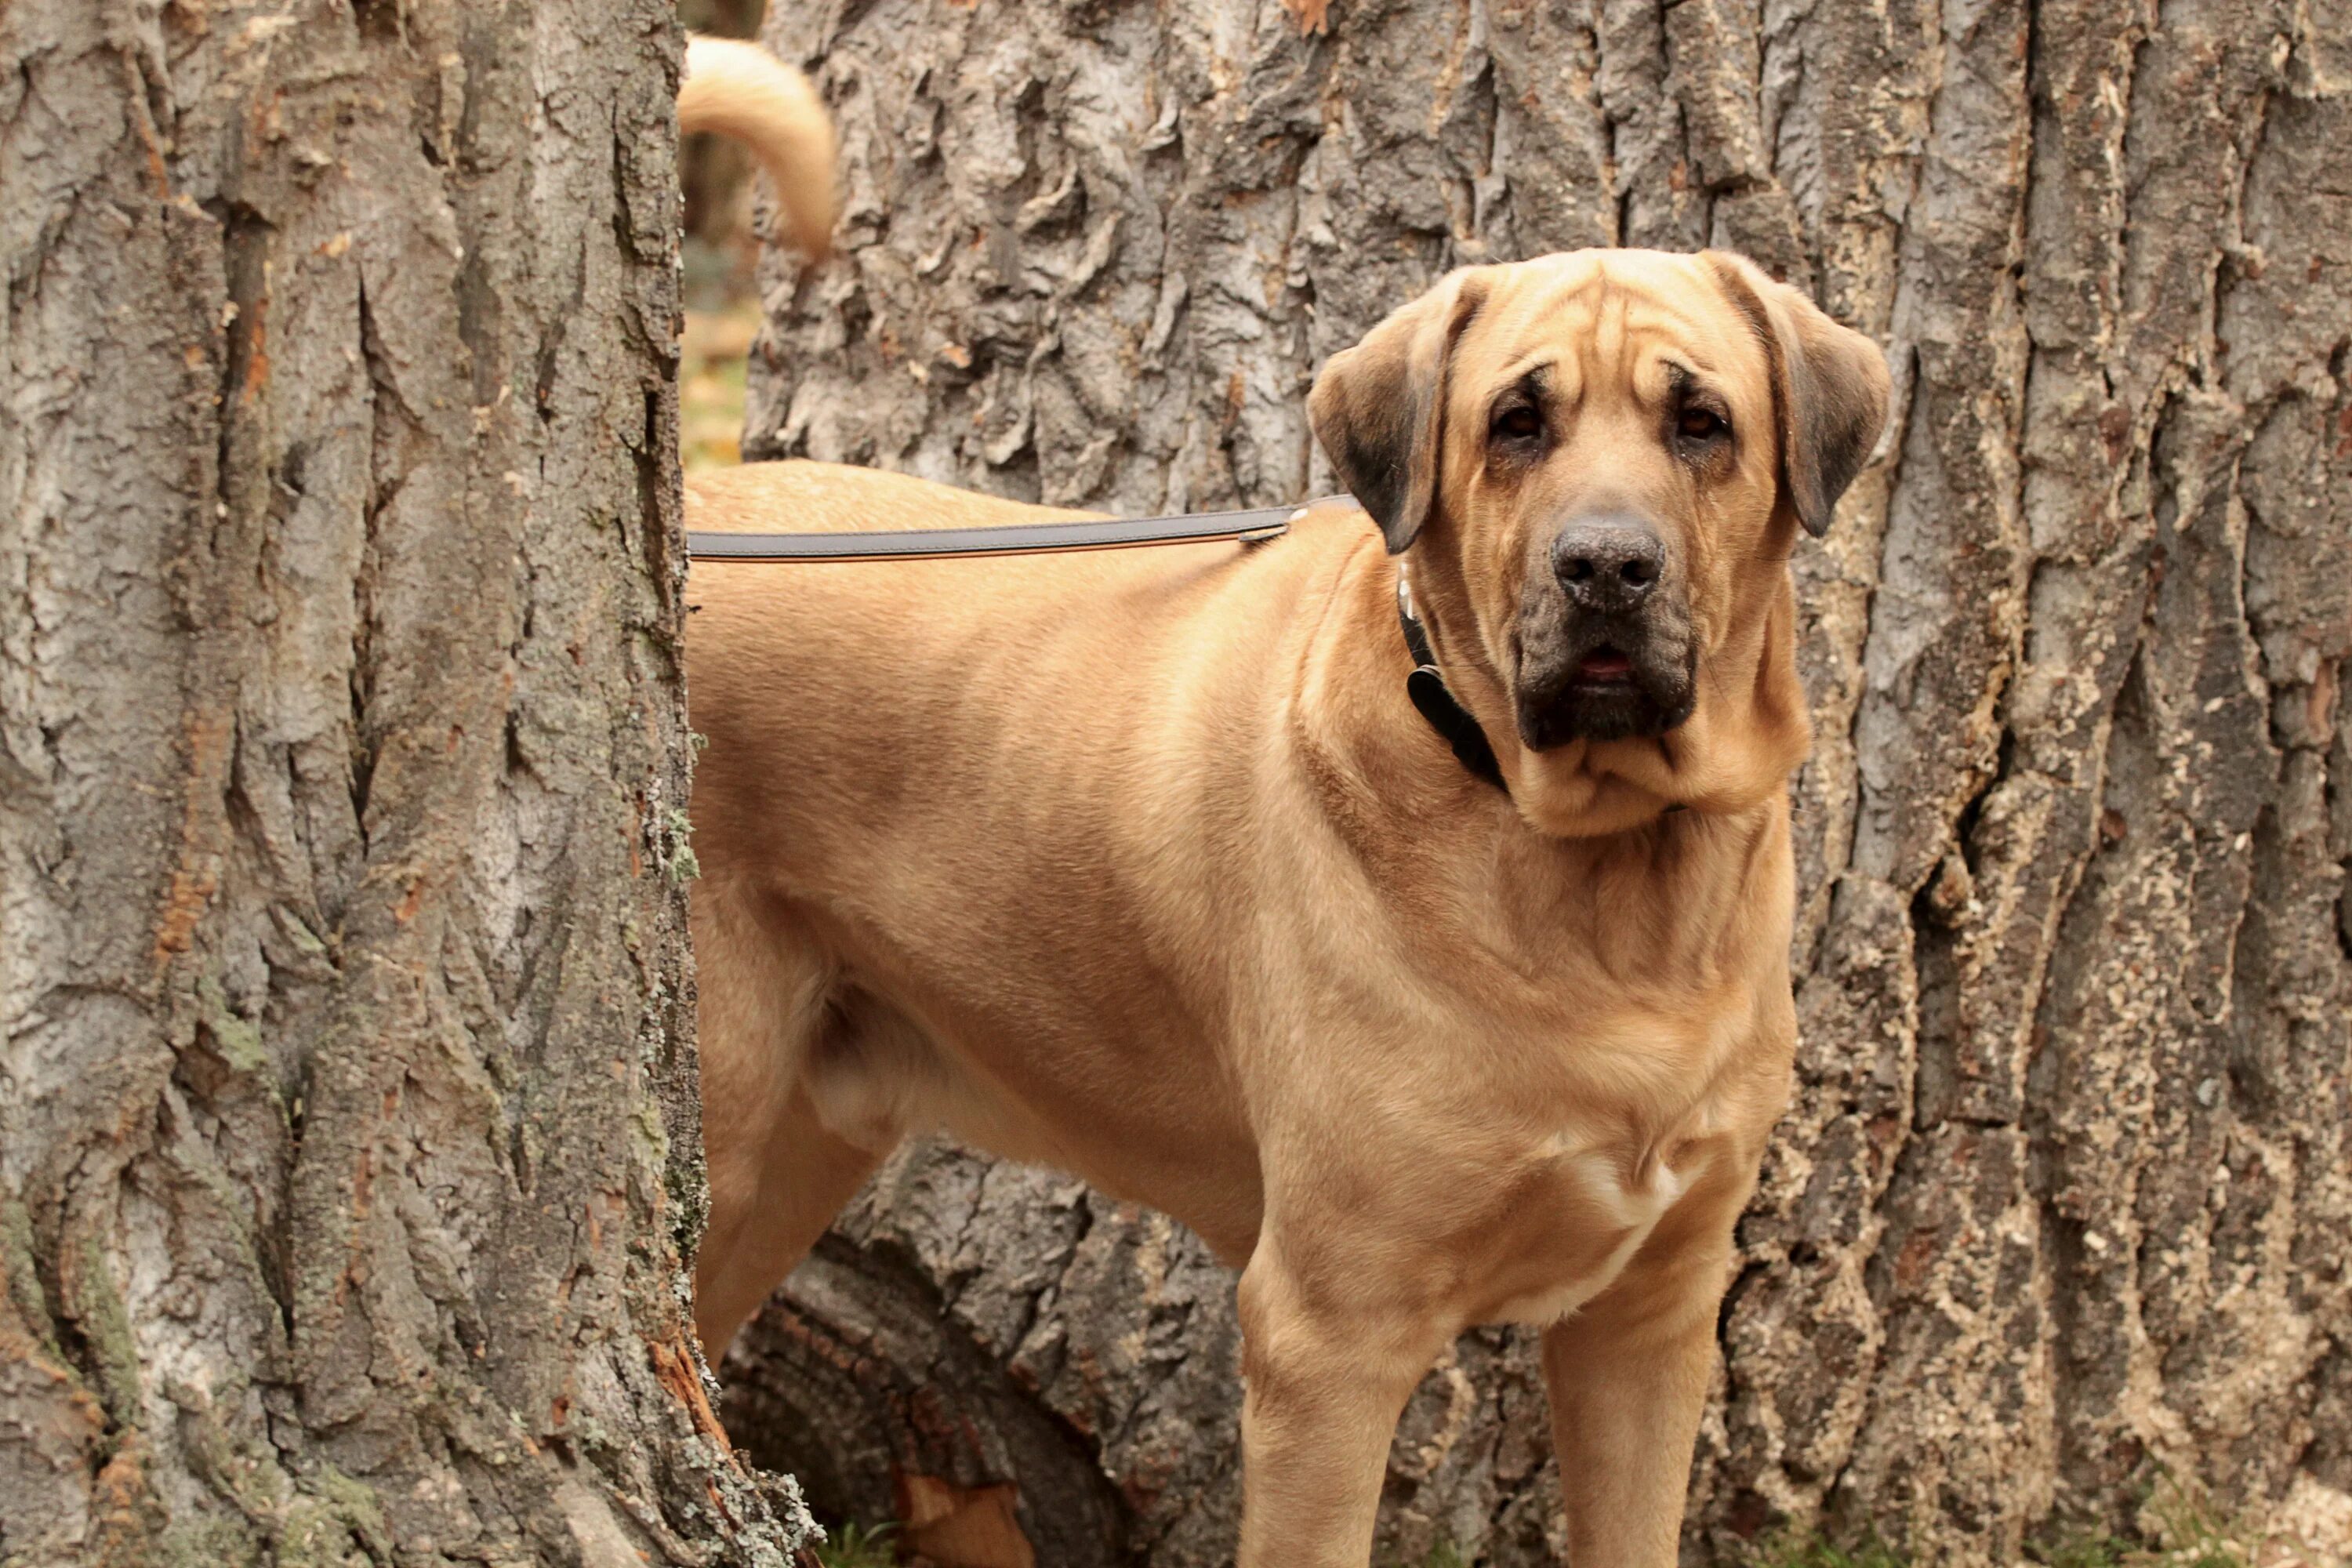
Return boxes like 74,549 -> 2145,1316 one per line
1458,251 -> 1769,403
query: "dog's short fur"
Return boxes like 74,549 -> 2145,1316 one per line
679,58 -> 1889,1568
680,36 -> 834,260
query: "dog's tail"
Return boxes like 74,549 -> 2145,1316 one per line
680,35 -> 836,260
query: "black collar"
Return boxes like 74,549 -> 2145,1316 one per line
1395,570 -> 1508,793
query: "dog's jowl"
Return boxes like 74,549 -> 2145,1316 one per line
684,247 -> 1887,1567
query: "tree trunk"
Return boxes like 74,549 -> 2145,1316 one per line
0,3 -> 808,1563
728,0 -> 2352,1563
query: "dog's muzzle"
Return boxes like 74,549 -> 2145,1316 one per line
1515,515 -> 1697,748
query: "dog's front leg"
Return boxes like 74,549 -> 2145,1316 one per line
1233,1244 -> 1445,1568
1540,1228 -> 1733,1567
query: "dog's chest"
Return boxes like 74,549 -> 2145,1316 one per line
1478,1136 -> 1697,1326
1450,994 -> 1759,1327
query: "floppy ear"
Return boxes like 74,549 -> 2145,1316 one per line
1308,268 -> 1491,554
1704,252 -> 1890,538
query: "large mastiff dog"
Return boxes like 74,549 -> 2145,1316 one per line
684,221 -> 1886,1559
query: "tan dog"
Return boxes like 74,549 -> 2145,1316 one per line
681,238 -> 1888,1561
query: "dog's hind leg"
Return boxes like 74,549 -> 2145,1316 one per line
690,884 -> 897,1352
694,1083 -> 884,1352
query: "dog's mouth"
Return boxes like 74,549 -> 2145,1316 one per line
1573,646 -> 1634,685
1508,558 -> 1699,750
1516,637 -> 1694,749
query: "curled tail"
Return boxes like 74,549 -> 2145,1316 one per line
681,36 -> 836,260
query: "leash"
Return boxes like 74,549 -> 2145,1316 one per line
687,493 -> 1510,796
685,503 -> 1302,562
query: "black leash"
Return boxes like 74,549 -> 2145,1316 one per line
687,494 -> 1509,795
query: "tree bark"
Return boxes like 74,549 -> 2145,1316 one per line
724,1 -> 2352,1564
0,3 -> 808,1563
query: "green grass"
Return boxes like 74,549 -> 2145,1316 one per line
809,1485 -> 2309,1568
2028,1475 -> 2280,1568
2037,1534 -> 2131,1568
811,1520 -> 898,1568
2114,1477 -> 2267,1568
1733,1478 -> 2291,1568
1389,1544 -> 1471,1568
1740,1527 -> 1907,1568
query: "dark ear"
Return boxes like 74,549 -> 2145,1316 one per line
1704,252 -> 1890,538
1308,268 -> 1490,554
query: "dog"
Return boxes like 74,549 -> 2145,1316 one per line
677,49 -> 1889,1568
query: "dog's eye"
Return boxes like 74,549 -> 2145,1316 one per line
1676,407 -> 1727,441
1491,405 -> 1544,443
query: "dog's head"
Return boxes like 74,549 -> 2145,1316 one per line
1309,249 -> 1889,835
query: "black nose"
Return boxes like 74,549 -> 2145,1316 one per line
1552,519 -> 1665,612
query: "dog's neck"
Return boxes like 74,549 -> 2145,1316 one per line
1294,533 -> 1802,865
1392,564 -> 1510,793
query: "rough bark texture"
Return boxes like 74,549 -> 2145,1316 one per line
724,1 -> 2352,1564
0,3 -> 809,1563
